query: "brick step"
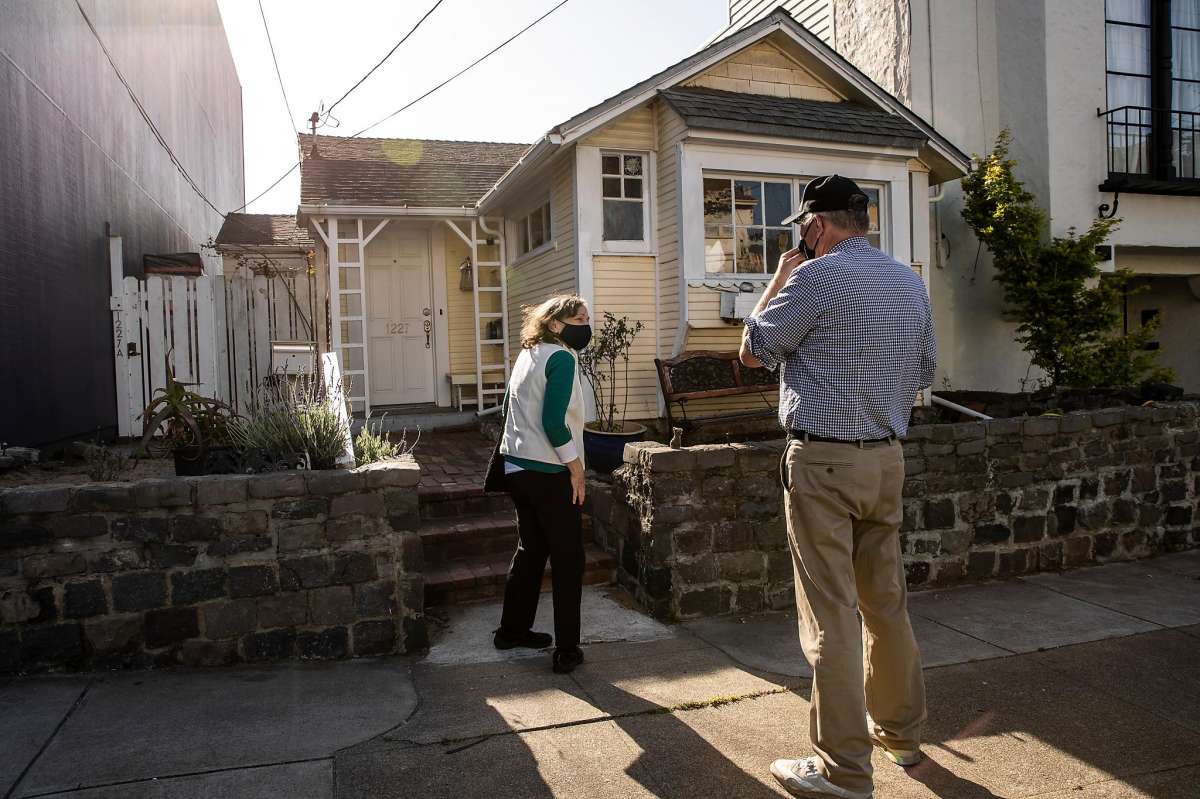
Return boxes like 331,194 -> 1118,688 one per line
420,510 -> 518,564
424,544 -> 615,607
419,484 -> 513,520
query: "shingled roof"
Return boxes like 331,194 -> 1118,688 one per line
658,86 -> 928,149
215,214 -> 315,248
299,135 -> 530,208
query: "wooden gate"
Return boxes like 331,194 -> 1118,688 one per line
109,236 -> 319,436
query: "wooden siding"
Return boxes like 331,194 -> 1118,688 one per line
506,155 -> 578,367
719,0 -> 833,43
684,40 -> 841,101
593,256 -> 660,421
655,102 -> 688,360
443,227 -> 479,376
581,105 -> 656,150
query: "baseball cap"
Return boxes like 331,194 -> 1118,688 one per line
780,174 -> 869,225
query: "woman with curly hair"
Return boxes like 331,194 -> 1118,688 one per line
493,294 -> 591,674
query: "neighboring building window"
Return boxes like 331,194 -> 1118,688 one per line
517,201 -> 551,256
602,153 -> 646,241
1174,0 -> 1200,177
703,174 -> 884,275
1104,0 -> 1200,179
1141,308 -> 1162,349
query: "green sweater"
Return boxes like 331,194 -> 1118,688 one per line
503,349 -> 576,474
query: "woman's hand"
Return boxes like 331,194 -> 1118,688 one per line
566,458 -> 585,506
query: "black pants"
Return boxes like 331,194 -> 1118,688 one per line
499,469 -> 585,649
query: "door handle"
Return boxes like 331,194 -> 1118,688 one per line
424,319 -> 432,349
422,307 -> 432,317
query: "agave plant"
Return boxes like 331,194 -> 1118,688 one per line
139,366 -> 234,463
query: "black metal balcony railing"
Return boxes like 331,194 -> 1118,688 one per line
1100,106 -> 1199,181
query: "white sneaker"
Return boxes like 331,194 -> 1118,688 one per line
866,713 -> 923,766
769,757 -> 873,799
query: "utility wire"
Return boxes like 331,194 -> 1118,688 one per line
258,0 -> 298,132
238,0 -> 572,211
322,0 -> 447,121
352,0 -> 573,137
74,0 -> 224,218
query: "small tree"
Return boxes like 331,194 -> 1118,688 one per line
961,131 -> 1172,389
578,312 -> 645,432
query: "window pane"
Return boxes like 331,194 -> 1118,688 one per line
1106,0 -> 1149,25
602,155 -> 620,175
339,294 -> 362,316
765,228 -> 792,274
337,243 -> 360,264
1173,29 -> 1200,80
530,208 -> 545,248
734,180 -> 762,226
863,187 -> 881,232
623,155 -> 643,176
602,177 -> 622,198
1174,0 -> 1200,26
705,224 -> 734,274
1106,23 -> 1151,75
340,320 -> 363,345
703,178 -> 732,226
867,233 -> 882,250
341,346 -> 364,371
624,177 -> 643,199
542,203 -> 552,238
764,181 -> 791,226
1108,73 -> 1152,108
338,267 -> 360,290
345,373 -> 363,399
603,200 -> 644,241
1175,81 -> 1200,113
336,219 -> 358,239
735,227 -> 765,274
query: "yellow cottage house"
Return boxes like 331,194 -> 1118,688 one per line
291,9 -> 968,426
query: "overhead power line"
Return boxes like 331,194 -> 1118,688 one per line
74,0 -> 225,218
322,0 -> 447,121
240,0 -> 573,212
258,0 -> 298,132
352,0 -> 573,137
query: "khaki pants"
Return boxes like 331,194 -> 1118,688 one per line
781,438 -> 926,795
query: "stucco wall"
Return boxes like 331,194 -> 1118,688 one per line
0,1 -> 244,447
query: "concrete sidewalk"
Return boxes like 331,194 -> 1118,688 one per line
2,552 -> 1198,798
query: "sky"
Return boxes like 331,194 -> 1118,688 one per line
216,0 -> 728,214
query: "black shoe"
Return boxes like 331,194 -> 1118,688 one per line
552,647 -> 584,674
493,628 -> 553,650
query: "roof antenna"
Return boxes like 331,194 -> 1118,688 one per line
308,111 -> 321,158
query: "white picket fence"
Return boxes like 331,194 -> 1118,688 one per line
109,237 -> 318,437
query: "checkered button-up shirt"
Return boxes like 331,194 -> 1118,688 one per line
744,237 -> 936,439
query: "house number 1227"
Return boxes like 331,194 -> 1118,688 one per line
388,322 -> 408,334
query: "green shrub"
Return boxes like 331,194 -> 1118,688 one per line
961,131 -> 1173,389
230,376 -> 350,470
354,417 -> 419,467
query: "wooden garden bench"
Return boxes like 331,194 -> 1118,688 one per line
654,350 -> 778,434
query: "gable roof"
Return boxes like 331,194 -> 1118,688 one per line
216,213 -> 315,248
299,135 -> 530,208
659,86 -> 927,149
480,7 -> 970,209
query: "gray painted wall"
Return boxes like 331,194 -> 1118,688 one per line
0,0 -> 244,446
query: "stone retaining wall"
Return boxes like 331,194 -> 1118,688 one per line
587,403 -> 1200,620
0,460 -> 425,673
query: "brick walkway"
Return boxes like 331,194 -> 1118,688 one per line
412,430 -> 493,494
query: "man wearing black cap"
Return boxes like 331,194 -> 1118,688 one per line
740,175 -> 936,799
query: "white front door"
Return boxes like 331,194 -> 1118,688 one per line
367,228 -> 435,405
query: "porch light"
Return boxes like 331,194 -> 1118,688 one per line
458,257 -> 473,291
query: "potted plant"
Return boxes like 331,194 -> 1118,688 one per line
140,368 -> 236,476
578,311 -> 647,473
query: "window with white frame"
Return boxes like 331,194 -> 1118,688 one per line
517,201 -> 551,257
602,152 -> 647,242
703,174 -> 883,275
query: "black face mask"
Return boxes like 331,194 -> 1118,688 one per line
799,222 -> 821,260
558,322 -> 592,351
